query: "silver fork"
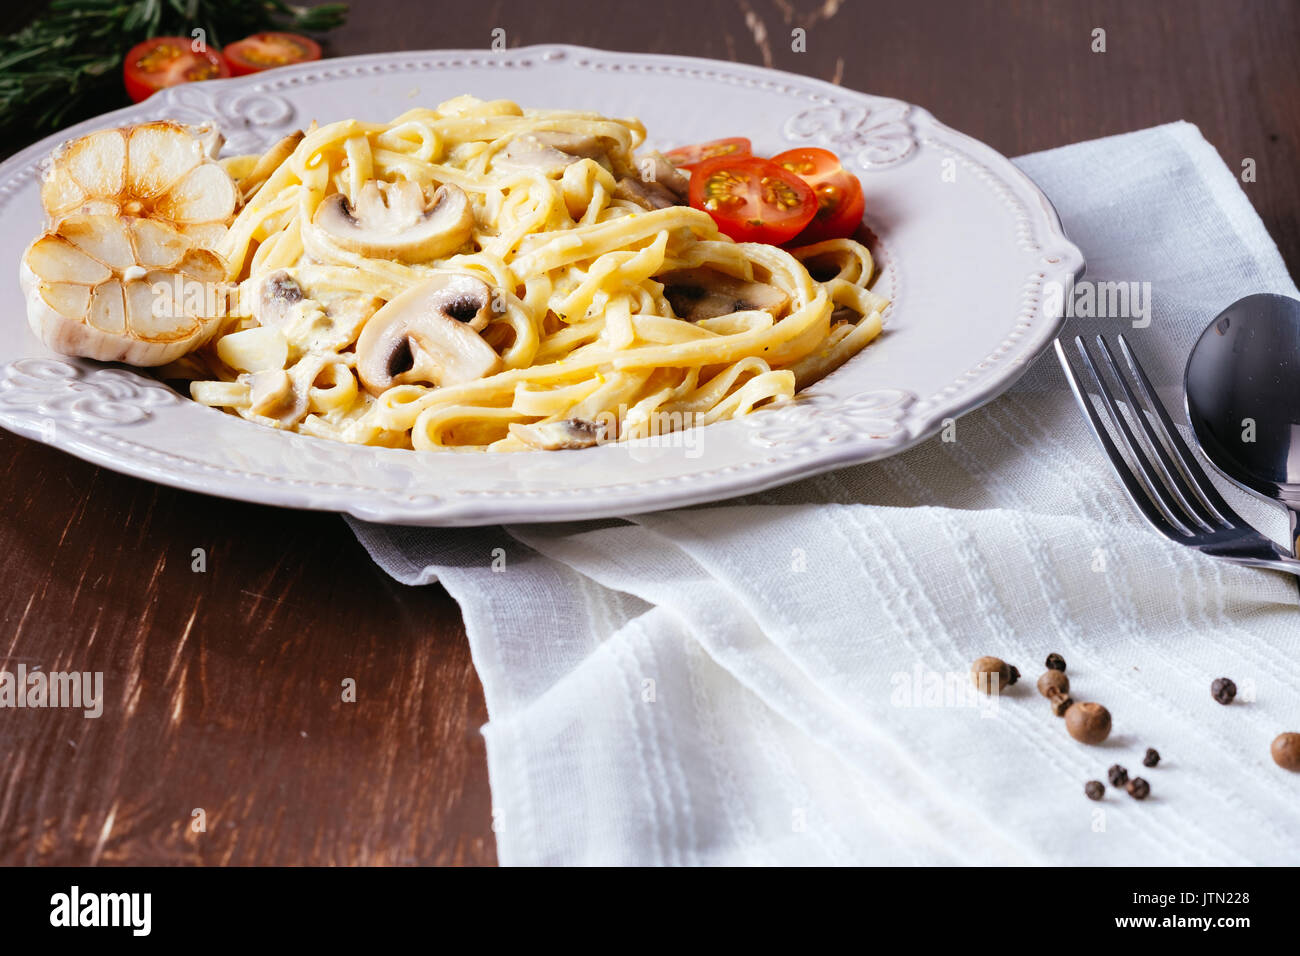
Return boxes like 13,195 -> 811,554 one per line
1054,333 -> 1300,576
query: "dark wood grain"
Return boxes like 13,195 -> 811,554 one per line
2,0 -> 1297,866
0,445 -> 491,865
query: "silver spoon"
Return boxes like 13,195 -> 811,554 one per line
1184,292 -> 1300,555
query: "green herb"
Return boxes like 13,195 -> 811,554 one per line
0,1 -> 347,146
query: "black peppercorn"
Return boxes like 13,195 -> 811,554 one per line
1126,777 -> 1150,800
1045,652 -> 1066,672
1108,764 -> 1129,787
1143,748 -> 1160,768
1084,780 -> 1104,800
1211,677 -> 1237,705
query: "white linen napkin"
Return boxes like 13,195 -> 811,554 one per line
347,122 -> 1300,865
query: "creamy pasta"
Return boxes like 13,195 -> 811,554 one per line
177,95 -> 887,451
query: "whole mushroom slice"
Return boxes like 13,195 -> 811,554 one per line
355,274 -> 501,395
241,354 -> 330,426
658,268 -> 791,322
510,418 -> 608,450
494,131 -> 618,176
639,151 -> 690,201
307,180 -> 474,263
246,368 -> 295,418
614,176 -> 684,211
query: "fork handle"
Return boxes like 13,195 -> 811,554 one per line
1286,508 -> 1300,599
1244,555 -> 1300,574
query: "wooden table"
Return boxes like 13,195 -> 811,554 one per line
2,0 -> 1297,866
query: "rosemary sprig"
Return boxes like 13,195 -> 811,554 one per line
0,0 -> 347,146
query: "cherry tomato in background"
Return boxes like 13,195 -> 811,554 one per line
223,33 -> 323,76
123,37 -> 230,103
664,137 -> 752,171
688,154 -> 818,245
770,147 -> 866,245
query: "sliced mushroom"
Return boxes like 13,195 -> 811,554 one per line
355,273 -> 501,395
254,270 -> 305,327
246,368 -> 294,418
307,180 -> 473,263
658,268 -> 791,322
510,418 -> 607,450
614,176 -> 683,211
644,151 -> 690,200
241,355 -> 330,426
494,131 -> 616,176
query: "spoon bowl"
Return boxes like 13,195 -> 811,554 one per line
1184,292 -> 1300,548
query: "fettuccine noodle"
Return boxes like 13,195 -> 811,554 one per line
178,95 -> 887,451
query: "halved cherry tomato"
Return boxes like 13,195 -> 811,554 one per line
688,155 -> 818,245
123,37 -> 231,103
770,147 -> 866,245
664,137 -> 752,171
222,32 -> 323,76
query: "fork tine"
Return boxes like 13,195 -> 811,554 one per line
1091,335 -> 1219,531
1115,333 -> 1239,525
1072,337 -> 1196,536
1054,338 -> 1190,539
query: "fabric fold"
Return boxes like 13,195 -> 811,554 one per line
345,121 -> 1300,865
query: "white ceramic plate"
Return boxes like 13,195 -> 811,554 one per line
0,46 -> 1083,525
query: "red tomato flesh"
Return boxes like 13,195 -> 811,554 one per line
223,33 -> 323,76
123,37 -> 230,103
688,155 -> 818,245
664,137 -> 752,171
770,147 -> 866,245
